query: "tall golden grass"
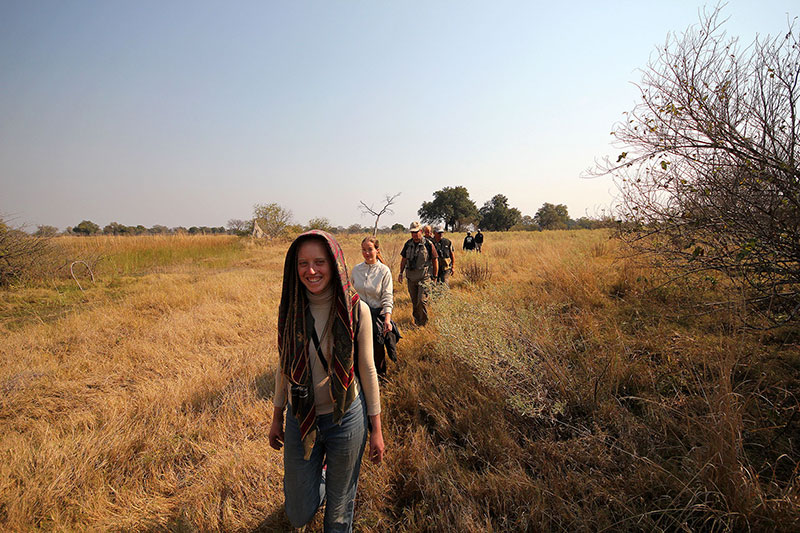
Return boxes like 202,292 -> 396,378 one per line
0,231 -> 797,531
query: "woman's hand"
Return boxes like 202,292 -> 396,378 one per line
368,414 -> 384,464
269,406 -> 285,451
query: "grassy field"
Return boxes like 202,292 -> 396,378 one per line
0,231 -> 798,531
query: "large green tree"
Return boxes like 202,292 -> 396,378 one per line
418,186 -> 479,231
534,203 -> 570,230
478,194 -> 522,231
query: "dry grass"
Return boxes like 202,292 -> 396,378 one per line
1,230 -> 798,532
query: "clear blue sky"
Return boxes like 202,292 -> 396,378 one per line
1,1 -> 796,231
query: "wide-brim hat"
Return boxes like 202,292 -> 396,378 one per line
409,221 -> 421,232
434,226 -> 444,233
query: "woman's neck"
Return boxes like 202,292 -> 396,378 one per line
306,284 -> 334,305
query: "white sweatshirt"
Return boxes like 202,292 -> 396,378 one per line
350,261 -> 394,316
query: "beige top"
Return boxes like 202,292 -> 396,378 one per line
273,286 -> 381,417
350,261 -> 393,315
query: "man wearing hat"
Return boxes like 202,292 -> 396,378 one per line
433,226 -> 455,286
398,221 -> 438,326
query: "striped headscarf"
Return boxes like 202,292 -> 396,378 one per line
277,230 -> 360,460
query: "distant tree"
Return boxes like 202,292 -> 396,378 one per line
149,225 -> 170,235
104,222 -> 125,235
418,186 -> 479,231
391,223 -> 405,232
72,220 -> 100,235
510,215 -> 540,231
253,203 -> 293,239
347,223 -> 366,234
595,6 -> 800,323
306,217 -> 335,232
227,218 -> 252,236
478,194 -> 522,231
534,203 -> 569,230
34,225 -> 58,237
359,192 -> 401,236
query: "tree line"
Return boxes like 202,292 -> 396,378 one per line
418,186 -> 614,231
35,221 -> 229,237
42,191 -> 611,240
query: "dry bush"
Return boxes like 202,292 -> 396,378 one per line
0,219 -> 66,287
460,255 -> 491,285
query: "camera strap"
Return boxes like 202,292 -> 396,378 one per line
310,328 -> 329,373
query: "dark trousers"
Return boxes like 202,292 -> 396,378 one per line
369,307 -> 398,376
407,275 -> 429,326
437,259 -> 451,285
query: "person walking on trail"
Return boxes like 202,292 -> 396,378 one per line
398,221 -> 438,326
350,236 -> 401,377
433,226 -> 455,286
475,229 -> 484,253
422,225 -> 436,280
463,231 -> 476,251
269,230 -> 384,532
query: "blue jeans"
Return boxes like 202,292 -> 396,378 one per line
283,393 -> 367,532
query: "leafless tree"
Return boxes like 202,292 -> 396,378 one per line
359,193 -> 401,236
593,6 -> 800,324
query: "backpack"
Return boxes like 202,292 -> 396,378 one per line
405,239 -> 432,271
436,238 -> 452,259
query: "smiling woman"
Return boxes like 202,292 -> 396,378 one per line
269,230 -> 384,531
296,239 -> 332,295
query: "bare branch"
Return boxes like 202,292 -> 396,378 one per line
593,5 -> 800,325
359,193 -> 401,236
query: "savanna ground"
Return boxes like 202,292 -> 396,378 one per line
1,231 -> 798,532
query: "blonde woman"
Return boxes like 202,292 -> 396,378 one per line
350,236 -> 400,376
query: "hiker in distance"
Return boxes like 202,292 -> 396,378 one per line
463,231 -> 476,251
398,221 -> 438,326
350,235 -> 401,377
433,226 -> 456,286
269,230 -> 384,532
475,229 -> 484,253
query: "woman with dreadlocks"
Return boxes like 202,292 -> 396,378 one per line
268,230 -> 384,532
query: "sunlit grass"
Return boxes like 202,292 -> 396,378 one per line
0,229 -> 797,532
57,234 -> 247,276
